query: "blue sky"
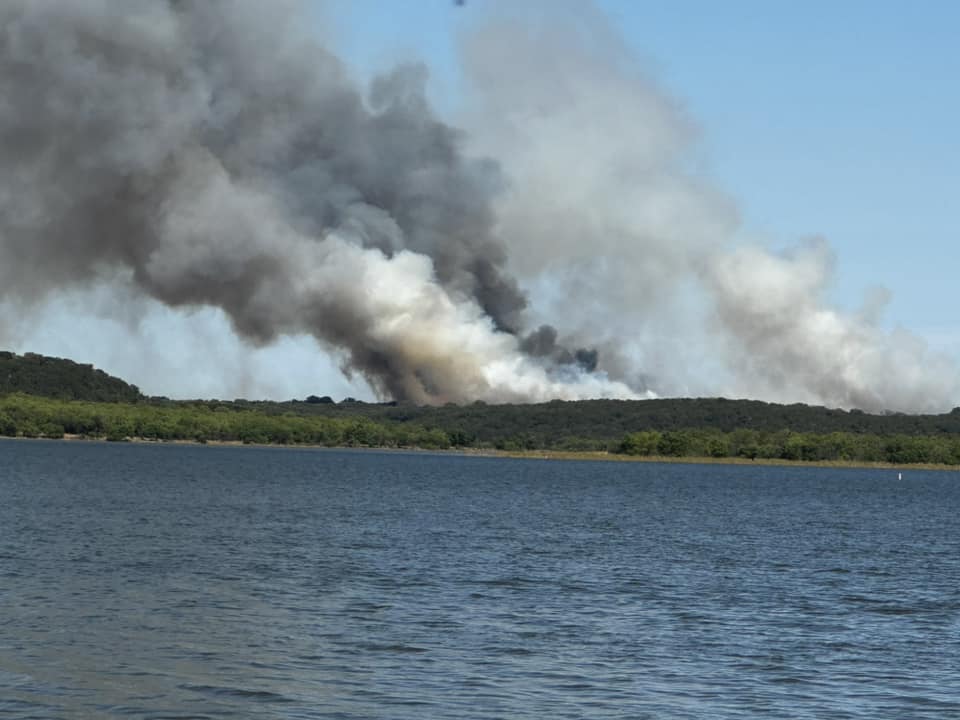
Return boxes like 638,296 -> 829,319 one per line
324,0 -> 959,346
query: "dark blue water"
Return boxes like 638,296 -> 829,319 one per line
1,440 -> 959,718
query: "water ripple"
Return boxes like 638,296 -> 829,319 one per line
1,441 -> 959,718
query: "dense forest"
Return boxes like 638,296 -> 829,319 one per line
2,350 -> 960,466
265,396 -> 960,440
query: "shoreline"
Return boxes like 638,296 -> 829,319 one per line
461,448 -> 958,471
3,433 -> 958,472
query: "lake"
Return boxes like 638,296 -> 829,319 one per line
1,439 -> 959,718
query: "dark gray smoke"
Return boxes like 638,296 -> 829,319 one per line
0,0 -> 633,403
0,2 -> 519,323
520,325 -> 598,371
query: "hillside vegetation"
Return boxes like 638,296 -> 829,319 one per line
3,350 -> 960,466
0,351 -> 142,402
260,396 -> 960,442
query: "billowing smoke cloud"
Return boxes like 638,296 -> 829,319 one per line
0,0 -> 636,404
0,0 -> 955,412
459,2 -> 960,413
706,239 -> 959,413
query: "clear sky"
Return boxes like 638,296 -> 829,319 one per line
325,0 -> 959,348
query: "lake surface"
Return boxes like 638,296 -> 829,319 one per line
1,440 -> 959,719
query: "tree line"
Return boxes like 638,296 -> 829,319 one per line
3,393 -> 960,466
0,394 -> 451,448
616,428 -> 960,466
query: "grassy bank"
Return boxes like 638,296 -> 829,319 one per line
464,448 -> 959,471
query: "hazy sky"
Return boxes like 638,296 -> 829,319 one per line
4,0 -> 957,404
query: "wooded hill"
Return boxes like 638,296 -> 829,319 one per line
0,351 -> 142,403
3,350 -> 960,464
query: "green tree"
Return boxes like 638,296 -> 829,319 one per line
620,430 -> 662,456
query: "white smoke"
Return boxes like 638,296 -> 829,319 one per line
706,239 -> 960,412
457,2 -> 959,413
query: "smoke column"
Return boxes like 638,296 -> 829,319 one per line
459,2 -> 959,413
0,0 -> 636,404
0,0 -> 955,412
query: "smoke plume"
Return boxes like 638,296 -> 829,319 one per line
457,2 -> 959,413
0,0 -> 635,404
0,1 -> 955,411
